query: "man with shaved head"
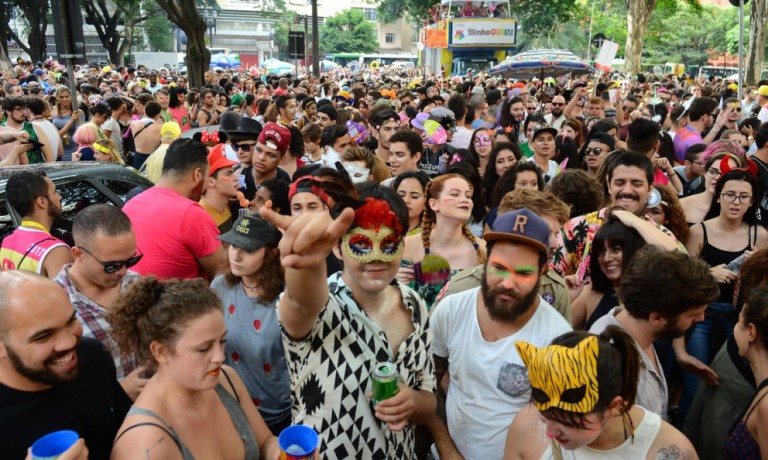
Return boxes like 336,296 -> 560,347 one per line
0,271 -> 131,459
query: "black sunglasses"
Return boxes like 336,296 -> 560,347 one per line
232,143 -> 255,152
79,247 -> 143,273
585,147 -> 604,156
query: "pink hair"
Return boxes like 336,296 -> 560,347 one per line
73,123 -> 100,146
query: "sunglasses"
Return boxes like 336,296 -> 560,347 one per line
80,246 -> 143,273
551,102 -> 565,107
232,143 -> 256,152
585,147 -> 604,156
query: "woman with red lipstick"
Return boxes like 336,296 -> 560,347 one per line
109,277 -> 281,460
503,327 -> 696,459
212,214 -> 292,436
400,173 -> 487,309
679,146 -> 744,226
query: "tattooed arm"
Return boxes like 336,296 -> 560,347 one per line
110,425 -> 184,460
649,418 -> 699,460
426,354 -> 465,460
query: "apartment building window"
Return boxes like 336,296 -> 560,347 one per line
363,8 -> 377,21
385,33 -> 396,44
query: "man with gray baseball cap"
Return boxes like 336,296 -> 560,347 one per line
429,208 -> 572,459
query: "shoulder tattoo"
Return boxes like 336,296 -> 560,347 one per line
655,445 -> 694,460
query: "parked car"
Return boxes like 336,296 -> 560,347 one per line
0,162 -> 153,247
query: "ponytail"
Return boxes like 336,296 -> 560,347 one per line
599,325 -> 640,413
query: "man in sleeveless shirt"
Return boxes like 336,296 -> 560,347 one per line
0,271 -> 131,460
0,97 -> 54,164
0,171 -> 73,277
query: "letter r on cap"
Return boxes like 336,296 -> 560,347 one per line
513,215 -> 528,233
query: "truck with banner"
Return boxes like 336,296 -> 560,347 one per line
421,16 -> 518,78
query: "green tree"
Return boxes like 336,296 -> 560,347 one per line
143,0 -> 175,52
320,9 -> 377,54
4,0 -> 48,63
82,0 -> 163,65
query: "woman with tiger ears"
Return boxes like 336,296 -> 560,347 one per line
398,173 -> 486,309
503,326 -> 696,460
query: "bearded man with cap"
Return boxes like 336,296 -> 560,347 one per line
239,122 -> 291,201
428,208 -> 572,460
200,149 -> 240,234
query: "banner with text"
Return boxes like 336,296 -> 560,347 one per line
448,19 -> 517,48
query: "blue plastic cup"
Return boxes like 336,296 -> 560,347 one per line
278,425 -> 318,460
30,430 -> 79,460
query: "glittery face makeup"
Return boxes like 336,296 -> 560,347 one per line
473,134 -> 493,147
486,256 -> 538,284
342,226 -> 404,264
343,163 -> 371,184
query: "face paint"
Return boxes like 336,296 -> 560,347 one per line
515,336 -> 600,414
344,163 -> 370,184
342,226 -> 404,264
486,256 -> 538,284
473,135 -> 493,147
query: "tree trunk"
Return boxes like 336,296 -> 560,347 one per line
154,0 -> 209,87
624,0 -> 656,76
745,0 -> 768,85
12,0 -> 49,63
0,47 -> 12,71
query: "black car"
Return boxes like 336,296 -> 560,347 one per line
0,162 -> 153,247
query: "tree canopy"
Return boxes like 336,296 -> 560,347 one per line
320,9 -> 377,54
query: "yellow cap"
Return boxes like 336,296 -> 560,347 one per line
160,121 -> 181,139
102,65 -> 112,73
757,85 -> 768,96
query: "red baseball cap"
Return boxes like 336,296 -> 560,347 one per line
207,150 -> 238,176
258,122 -> 291,153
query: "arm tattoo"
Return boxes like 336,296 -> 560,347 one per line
145,436 -> 165,460
656,445 -> 694,460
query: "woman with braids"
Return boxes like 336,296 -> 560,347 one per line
211,214 -> 292,436
399,173 -> 487,309
108,277 -> 281,459
503,327 -> 697,459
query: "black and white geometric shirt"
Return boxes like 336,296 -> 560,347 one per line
280,272 -> 435,459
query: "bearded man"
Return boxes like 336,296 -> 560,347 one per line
428,209 -> 572,460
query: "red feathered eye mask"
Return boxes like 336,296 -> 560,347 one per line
351,198 -> 403,236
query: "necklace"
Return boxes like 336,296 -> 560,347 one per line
242,280 -> 259,291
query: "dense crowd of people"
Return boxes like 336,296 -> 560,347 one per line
1,55 -> 768,459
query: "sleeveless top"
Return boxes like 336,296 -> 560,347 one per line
725,379 -> 768,460
540,407 -> 661,459
699,223 -> 756,303
0,221 -> 68,274
114,375 -> 259,460
585,286 -> 617,331
52,113 -> 79,160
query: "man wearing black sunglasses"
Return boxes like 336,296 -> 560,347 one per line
55,204 -> 148,401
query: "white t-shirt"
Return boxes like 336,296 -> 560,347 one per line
431,287 -> 572,460
758,105 -> 768,124
101,117 -> 123,155
449,126 -> 472,150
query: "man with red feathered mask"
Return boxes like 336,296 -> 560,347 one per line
260,183 -> 436,459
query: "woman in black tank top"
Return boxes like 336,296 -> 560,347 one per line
680,166 -> 768,423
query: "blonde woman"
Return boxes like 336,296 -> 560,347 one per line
92,139 -> 125,164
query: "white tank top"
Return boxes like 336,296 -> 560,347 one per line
540,407 -> 661,460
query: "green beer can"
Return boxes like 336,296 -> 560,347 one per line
372,362 -> 399,403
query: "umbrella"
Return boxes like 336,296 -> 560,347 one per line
321,60 -> 338,71
488,49 -> 592,79
263,59 -> 296,74
210,53 -> 240,69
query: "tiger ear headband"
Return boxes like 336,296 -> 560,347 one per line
721,153 -> 758,177
516,336 -> 599,414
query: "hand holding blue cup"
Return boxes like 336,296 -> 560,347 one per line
278,425 -> 318,460
30,430 -> 79,460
